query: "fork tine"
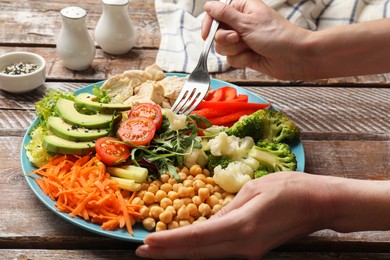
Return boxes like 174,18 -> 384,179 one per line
182,88 -> 209,115
171,89 -> 190,113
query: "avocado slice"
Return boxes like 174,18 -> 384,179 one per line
55,98 -> 121,129
43,135 -> 95,155
47,116 -> 109,142
75,93 -> 131,113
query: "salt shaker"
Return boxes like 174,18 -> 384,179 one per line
95,0 -> 137,55
56,6 -> 96,71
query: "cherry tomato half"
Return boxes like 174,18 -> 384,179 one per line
117,116 -> 156,146
95,137 -> 130,166
129,103 -> 163,130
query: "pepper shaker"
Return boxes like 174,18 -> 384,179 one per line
56,6 -> 96,71
95,0 -> 137,55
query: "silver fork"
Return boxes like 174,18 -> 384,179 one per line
171,0 -> 232,115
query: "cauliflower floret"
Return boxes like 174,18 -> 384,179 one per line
213,161 -> 253,193
239,156 -> 260,171
207,132 -> 255,160
164,109 -> 187,131
183,147 -> 209,169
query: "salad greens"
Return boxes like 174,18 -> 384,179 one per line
130,115 -> 211,180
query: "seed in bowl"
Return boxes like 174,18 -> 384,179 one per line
1,62 -> 38,75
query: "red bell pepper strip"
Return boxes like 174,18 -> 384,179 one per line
197,100 -> 270,110
191,107 -> 240,118
230,94 -> 248,102
205,88 -> 225,101
208,109 -> 259,127
220,86 -> 237,101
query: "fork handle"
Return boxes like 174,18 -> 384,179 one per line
196,0 -> 233,70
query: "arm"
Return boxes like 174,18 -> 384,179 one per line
202,0 -> 390,80
136,172 -> 390,259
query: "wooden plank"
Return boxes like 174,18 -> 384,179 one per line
0,0 -> 160,49
2,250 -> 390,260
1,45 -> 390,85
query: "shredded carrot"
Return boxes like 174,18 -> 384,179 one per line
32,154 -> 142,236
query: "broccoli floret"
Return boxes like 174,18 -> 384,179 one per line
225,110 -> 264,141
249,140 -> 297,173
226,109 -> 300,143
253,163 -> 270,178
207,154 -> 234,172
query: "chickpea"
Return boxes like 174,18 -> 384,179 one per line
192,179 -> 206,191
150,205 -> 164,219
213,185 -> 222,194
202,168 -> 211,177
156,221 -> 167,232
213,191 -> 223,200
159,210 -> 173,224
160,173 -> 170,183
177,205 -> 190,220
143,191 -> 156,205
155,190 -> 167,202
178,171 -> 187,181
188,216 -> 195,224
152,180 -> 162,188
181,197 -> 192,205
167,191 -> 179,201
222,196 -> 233,206
205,177 -> 215,185
189,165 -> 202,176
168,177 -> 178,185
187,175 -> 194,180
139,206 -> 150,218
173,183 -> 182,192
173,199 -> 184,211
194,174 -> 207,182
198,203 -> 211,217
192,195 -> 202,206
180,166 -> 189,175
168,221 -> 179,230
198,187 -> 210,202
186,203 -> 199,218
178,186 -> 190,198
183,179 -> 193,188
206,195 -> 220,209
206,183 -> 214,194
148,184 -> 159,194
187,187 -> 195,198
160,183 -> 172,193
142,217 -> 156,231
179,220 -> 191,227
160,197 -> 173,209
137,190 -> 146,200
131,197 -> 144,206
212,204 -> 223,215
165,205 -> 176,215
141,183 -> 149,190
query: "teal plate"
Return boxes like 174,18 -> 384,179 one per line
20,74 -> 305,243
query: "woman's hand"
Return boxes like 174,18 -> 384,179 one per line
201,0 -> 312,80
136,172 -> 334,259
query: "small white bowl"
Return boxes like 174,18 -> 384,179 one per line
0,52 -> 46,93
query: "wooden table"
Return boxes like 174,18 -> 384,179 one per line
2,0 -> 390,259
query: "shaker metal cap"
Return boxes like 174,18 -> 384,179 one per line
60,6 -> 87,19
